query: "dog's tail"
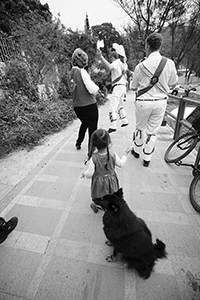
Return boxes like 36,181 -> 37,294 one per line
154,238 -> 167,259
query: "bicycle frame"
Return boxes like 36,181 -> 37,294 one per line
175,138 -> 200,176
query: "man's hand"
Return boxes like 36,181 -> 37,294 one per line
96,49 -> 102,59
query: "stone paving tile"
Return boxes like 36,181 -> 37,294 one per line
60,212 -> 105,245
1,96 -> 200,299
148,171 -> 174,188
15,194 -> 68,211
52,238 -> 91,261
135,273 -> 181,300
88,242 -> 121,266
162,223 -> 200,257
41,160 -> 84,178
171,255 -> 200,300
153,192 -> 186,213
178,193 -> 196,213
144,220 -> 166,241
11,232 -> 50,253
53,152 -> 87,163
158,211 -> 192,225
0,247 -> 43,297
35,257 -> 125,300
5,204 -> 62,236
0,293 -> 27,300
127,190 -> 157,211
24,180 -> 75,201
0,184 -> 13,202
172,173 -> 194,187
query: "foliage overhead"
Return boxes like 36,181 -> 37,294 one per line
112,0 -> 188,39
0,0 -> 51,35
91,22 -> 122,57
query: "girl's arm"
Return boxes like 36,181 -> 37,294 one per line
114,146 -> 132,168
81,69 -> 99,95
82,158 -> 95,178
114,153 -> 127,168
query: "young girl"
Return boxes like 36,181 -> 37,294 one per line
82,128 -> 131,213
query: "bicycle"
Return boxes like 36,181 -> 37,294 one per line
164,116 -> 200,212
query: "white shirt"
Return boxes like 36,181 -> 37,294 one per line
80,69 -> 99,94
131,52 -> 178,99
83,152 -> 127,179
110,59 -> 127,85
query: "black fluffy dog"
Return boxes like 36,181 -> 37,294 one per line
101,188 -> 167,279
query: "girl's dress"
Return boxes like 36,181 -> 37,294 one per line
91,152 -> 119,199
84,151 -> 127,199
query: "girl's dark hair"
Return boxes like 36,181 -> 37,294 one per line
87,129 -> 112,169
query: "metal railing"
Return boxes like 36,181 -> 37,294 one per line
0,36 -> 18,63
165,94 -> 200,140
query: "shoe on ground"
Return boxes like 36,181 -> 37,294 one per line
0,217 -> 18,244
90,203 -> 99,213
121,123 -> 128,127
75,143 -> 81,150
143,160 -> 150,167
108,128 -> 117,133
131,149 -> 140,158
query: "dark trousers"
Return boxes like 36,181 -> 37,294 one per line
74,103 -> 98,151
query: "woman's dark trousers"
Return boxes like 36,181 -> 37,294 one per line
74,103 -> 98,151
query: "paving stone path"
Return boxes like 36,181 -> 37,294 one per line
0,92 -> 200,300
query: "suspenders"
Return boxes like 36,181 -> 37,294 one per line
137,56 -> 167,97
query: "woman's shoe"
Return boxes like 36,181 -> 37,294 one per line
90,203 -> 99,213
75,143 -> 81,150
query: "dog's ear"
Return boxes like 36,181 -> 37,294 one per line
115,188 -> 123,199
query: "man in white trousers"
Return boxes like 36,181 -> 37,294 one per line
97,45 -> 128,133
131,32 -> 178,167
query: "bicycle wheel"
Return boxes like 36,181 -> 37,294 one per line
189,174 -> 200,212
164,131 -> 198,163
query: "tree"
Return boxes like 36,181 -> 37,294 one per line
111,0 -> 187,40
113,0 -> 200,72
84,13 -> 91,35
91,22 -> 122,58
0,0 -> 51,35
11,14 -> 69,82
162,0 -> 200,73
121,24 -> 144,68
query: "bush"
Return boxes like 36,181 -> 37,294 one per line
57,70 -> 72,100
0,91 -> 76,157
91,69 -> 110,92
0,58 -> 107,158
4,58 -> 39,102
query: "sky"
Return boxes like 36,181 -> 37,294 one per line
40,0 -> 130,32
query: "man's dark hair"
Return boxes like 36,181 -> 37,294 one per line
146,33 -> 163,51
